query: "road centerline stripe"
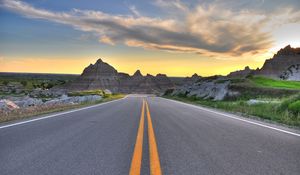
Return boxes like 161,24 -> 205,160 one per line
145,100 -> 162,175
129,99 -> 145,175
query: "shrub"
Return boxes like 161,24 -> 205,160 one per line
278,93 -> 300,112
20,81 -> 27,87
288,100 -> 300,115
164,89 -> 174,95
3,80 -> 9,85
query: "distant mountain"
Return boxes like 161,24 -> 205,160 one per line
66,59 -> 174,94
254,45 -> 300,80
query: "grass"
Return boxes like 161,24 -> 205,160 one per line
289,101 -> 300,115
68,89 -> 105,96
0,94 -> 125,123
164,95 -> 300,127
249,76 -> 300,90
68,89 -> 121,99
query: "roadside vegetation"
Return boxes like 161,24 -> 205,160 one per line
68,89 -> 123,99
68,89 -> 105,97
165,76 -> 300,127
0,74 -> 126,124
165,94 -> 300,127
0,92 -> 125,123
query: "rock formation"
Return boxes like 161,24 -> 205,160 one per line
183,73 -> 202,84
67,59 -> 120,92
171,79 -> 234,101
155,74 -> 174,90
280,64 -> 300,81
227,66 -> 253,78
0,99 -> 19,111
254,45 -> 300,79
166,45 -> 300,101
67,59 -> 174,94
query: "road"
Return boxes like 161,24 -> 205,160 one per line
0,95 -> 300,175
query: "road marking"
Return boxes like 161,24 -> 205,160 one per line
161,98 -> 300,137
129,100 -> 145,175
145,100 -> 162,175
0,96 -> 127,129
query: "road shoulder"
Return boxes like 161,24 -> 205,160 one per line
0,95 -> 127,129
160,97 -> 300,136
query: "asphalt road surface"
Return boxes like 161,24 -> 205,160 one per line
1,95 -> 300,175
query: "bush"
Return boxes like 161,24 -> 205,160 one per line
163,89 -> 174,95
20,81 -> 27,87
3,80 -> 9,85
278,93 -> 300,112
288,100 -> 300,115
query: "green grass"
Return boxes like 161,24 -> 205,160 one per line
164,95 -> 300,127
288,101 -> 300,115
68,89 -> 120,99
249,76 -> 300,90
0,94 -> 125,123
68,89 -> 105,96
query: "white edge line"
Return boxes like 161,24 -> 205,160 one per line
0,96 -> 128,129
160,97 -> 300,137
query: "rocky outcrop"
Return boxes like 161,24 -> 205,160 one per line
44,95 -> 102,106
254,45 -> 300,79
67,59 -> 120,92
280,64 -> 300,81
171,79 -> 236,101
0,99 -> 19,111
183,73 -> 202,84
14,97 -> 43,108
227,66 -> 253,78
0,95 -> 102,111
67,59 -> 175,94
155,74 -> 174,90
29,88 -> 66,98
167,45 -> 300,101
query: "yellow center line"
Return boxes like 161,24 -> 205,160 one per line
129,99 -> 145,175
145,100 -> 163,175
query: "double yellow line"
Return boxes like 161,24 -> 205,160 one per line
129,99 -> 162,175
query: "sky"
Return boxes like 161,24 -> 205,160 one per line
0,0 -> 300,77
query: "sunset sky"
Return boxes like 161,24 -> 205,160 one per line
0,0 -> 300,76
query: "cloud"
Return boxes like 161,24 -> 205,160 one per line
1,0 -> 299,58
129,5 -> 141,17
154,0 -> 188,12
99,35 -> 115,45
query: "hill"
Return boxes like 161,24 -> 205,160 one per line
65,59 -> 175,94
